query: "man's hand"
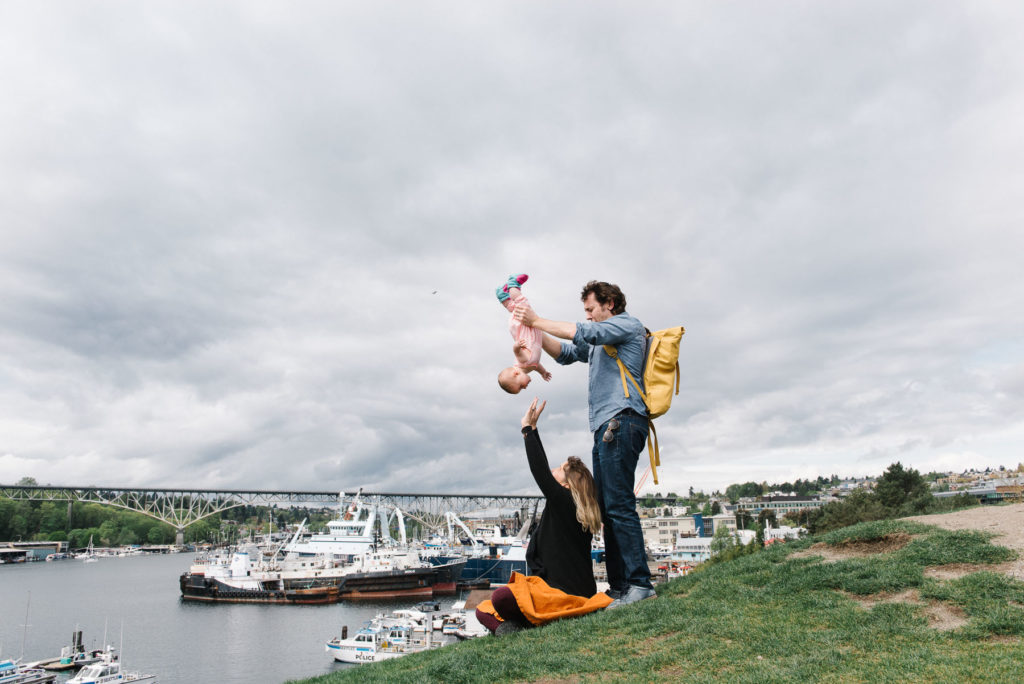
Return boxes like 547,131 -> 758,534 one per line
515,301 -> 577,343
513,301 -> 538,327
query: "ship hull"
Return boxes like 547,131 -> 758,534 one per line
179,559 -> 466,604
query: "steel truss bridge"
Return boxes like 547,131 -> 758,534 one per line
0,485 -> 543,546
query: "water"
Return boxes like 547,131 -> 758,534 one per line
0,553 -> 463,683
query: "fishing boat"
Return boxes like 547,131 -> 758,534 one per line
419,512 -> 531,588
287,490 -> 407,557
65,651 -> 155,684
0,659 -> 56,684
179,544 -> 466,604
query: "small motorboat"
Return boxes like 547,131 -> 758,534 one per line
325,610 -> 450,665
0,658 -> 56,684
65,651 -> 155,684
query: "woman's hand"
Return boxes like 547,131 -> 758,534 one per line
521,397 -> 547,429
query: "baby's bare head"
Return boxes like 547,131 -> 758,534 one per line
498,367 -> 530,394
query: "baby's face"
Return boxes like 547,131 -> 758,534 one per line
500,367 -> 531,394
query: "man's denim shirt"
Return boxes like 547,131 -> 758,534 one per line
556,312 -> 648,432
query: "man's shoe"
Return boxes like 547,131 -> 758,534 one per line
607,585 -> 656,609
605,588 -> 624,600
494,620 -> 525,636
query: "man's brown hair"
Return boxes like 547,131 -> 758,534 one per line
580,280 -> 626,315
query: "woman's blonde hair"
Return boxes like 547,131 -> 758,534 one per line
564,456 -> 602,535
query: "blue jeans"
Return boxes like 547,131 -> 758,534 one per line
592,410 -> 652,590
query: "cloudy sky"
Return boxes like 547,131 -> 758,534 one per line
2,2 -> 1022,497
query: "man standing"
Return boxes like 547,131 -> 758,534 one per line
514,280 -> 655,607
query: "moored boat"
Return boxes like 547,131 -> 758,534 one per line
0,659 -> 56,684
38,631 -> 112,672
78,536 -> 99,563
65,651 -> 155,684
325,613 -> 448,664
179,546 -> 466,604
287,490 -> 409,557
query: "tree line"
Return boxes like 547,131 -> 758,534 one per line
0,494 -> 335,549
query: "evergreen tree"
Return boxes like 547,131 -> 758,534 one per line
875,462 -> 930,510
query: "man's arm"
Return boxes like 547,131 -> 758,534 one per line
540,332 -> 562,359
514,300 -> 586,364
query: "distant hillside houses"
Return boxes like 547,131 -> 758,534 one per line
831,478 -> 876,494
935,466 -> 1024,490
934,475 -> 1024,504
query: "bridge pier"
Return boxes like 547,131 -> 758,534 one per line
176,527 -> 184,547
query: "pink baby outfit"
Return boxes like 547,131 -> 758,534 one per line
509,294 -> 543,367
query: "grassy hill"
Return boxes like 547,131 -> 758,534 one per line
292,517 -> 1024,683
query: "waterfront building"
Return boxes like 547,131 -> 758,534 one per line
641,516 -> 697,551
705,513 -> 738,536
734,495 -> 827,518
670,529 -> 756,565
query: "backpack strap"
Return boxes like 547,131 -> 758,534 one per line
647,421 -> 660,485
602,345 -> 649,406
603,344 -> 660,484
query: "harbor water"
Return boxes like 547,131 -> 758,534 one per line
0,552 -> 465,683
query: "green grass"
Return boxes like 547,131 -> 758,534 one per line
290,519 -> 1024,683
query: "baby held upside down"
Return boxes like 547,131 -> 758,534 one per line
496,273 -> 551,394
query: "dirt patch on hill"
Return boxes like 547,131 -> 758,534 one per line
903,503 -> 1024,581
790,533 -> 911,563
844,589 -> 969,631
835,532 -> 912,553
922,600 -> 970,631
923,563 -> 1011,580
846,589 -> 919,608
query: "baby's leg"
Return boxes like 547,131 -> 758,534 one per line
499,288 -> 523,312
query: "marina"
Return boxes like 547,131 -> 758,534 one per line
0,552 -> 477,684
177,496 -> 471,605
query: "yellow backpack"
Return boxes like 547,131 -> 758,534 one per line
603,326 -> 684,484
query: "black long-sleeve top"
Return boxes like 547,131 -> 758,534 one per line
523,426 -> 597,597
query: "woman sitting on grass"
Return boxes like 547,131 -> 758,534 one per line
476,398 -> 612,635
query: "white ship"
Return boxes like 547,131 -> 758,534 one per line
286,490 -> 408,557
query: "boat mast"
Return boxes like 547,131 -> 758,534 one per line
20,591 -> 31,660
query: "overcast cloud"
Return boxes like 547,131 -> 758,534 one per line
2,2 -> 1023,496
